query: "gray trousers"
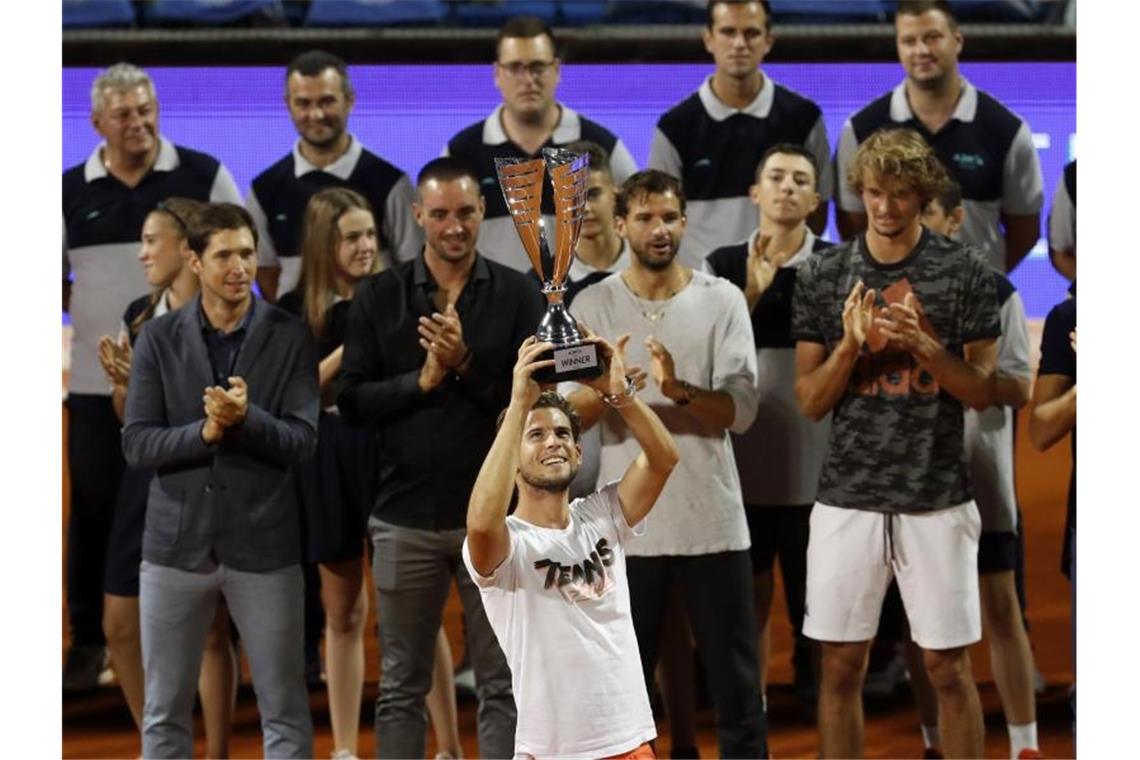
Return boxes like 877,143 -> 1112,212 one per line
139,560 -> 313,759
370,518 -> 516,759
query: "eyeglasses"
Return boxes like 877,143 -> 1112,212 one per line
497,60 -> 555,79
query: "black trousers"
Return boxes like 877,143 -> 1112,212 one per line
628,550 -> 767,759
746,504 -> 812,672
66,394 -> 126,646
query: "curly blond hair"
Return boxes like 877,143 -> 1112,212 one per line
846,127 -> 949,207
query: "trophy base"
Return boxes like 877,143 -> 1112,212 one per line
534,342 -> 603,384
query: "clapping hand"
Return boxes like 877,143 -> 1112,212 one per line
874,293 -> 937,360
418,303 -> 469,370
745,234 -> 796,300
841,280 -> 877,351
98,334 -> 132,388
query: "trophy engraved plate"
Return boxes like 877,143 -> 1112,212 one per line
496,148 -> 603,383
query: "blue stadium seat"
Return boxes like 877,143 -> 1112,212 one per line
140,0 -> 286,25
306,0 -> 447,26
63,0 -> 136,28
606,1 -> 706,25
769,0 -> 888,23
947,1 -> 1049,22
557,0 -> 608,25
450,1 -> 557,27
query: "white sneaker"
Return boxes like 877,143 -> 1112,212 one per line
331,750 -> 358,760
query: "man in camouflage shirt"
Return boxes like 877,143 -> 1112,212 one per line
791,128 -> 999,759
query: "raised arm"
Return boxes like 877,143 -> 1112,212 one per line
794,280 -> 875,421
612,396 -> 679,528
466,337 -> 555,577
575,334 -> 679,527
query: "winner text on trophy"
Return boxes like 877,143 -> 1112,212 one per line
495,148 -> 603,383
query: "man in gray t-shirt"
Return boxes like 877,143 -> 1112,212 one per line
567,170 -> 766,758
792,128 -> 998,759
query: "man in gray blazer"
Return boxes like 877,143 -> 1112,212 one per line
122,202 -> 319,759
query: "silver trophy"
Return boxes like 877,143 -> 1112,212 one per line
495,148 -> 602,383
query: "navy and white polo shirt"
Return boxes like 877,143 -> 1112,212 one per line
835,79 -> 1044,273
62,136 -> 243,396
1048,159 -> 1076,255
247,134 -> 422,297
649,75 -> 832,269
444,103 -> 637,273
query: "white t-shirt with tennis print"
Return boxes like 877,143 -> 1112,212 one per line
462,482 -> 656,760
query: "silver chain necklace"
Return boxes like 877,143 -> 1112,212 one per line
623,273 -> 683,322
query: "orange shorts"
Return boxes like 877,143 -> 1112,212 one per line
604,741 -> 656,759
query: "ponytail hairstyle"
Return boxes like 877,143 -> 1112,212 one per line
129,196 -> 204,338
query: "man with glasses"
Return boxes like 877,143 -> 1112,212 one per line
444,15 -> 638,272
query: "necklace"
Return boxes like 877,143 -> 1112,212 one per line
622,271 -> 687,323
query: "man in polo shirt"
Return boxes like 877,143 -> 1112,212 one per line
62,62 -> 243,692
337,157 -> 544,758
834,0 -> 1044,274
705,143 -> 832,704
249,49 -> 422,301
648,0 -> 832,268
444,15 -> 638,272
1048,159 -> 1076,283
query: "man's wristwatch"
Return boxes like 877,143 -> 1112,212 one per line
672,379 -> 694,406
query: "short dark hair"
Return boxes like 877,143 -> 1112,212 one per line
707,0 -> 773,30
896,0 -> 958,29
497,390 -> 582,443
928,175 -> 963,214
755,143 -> 819,186
616,170 -> 686,218
416,156 -> 480,192
286,49 -> 354,99
496,15 -> 557,59
565,139 -> 612,179
186,203 -> 259,257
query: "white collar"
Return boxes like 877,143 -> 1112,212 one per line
481,102 -> 582,146
747,226 -> 817,269
889,77 -> 978,123
569,238 -> 630,281
292,133 -> 362,180
154,288 -> 173,318
84,135 -> 179,183
697,73 -> 775,122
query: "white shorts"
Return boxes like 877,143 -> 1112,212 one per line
803,501 -> 982,650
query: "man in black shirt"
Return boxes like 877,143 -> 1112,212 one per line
705,143 -> 832,704
338,157 -> 543,758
